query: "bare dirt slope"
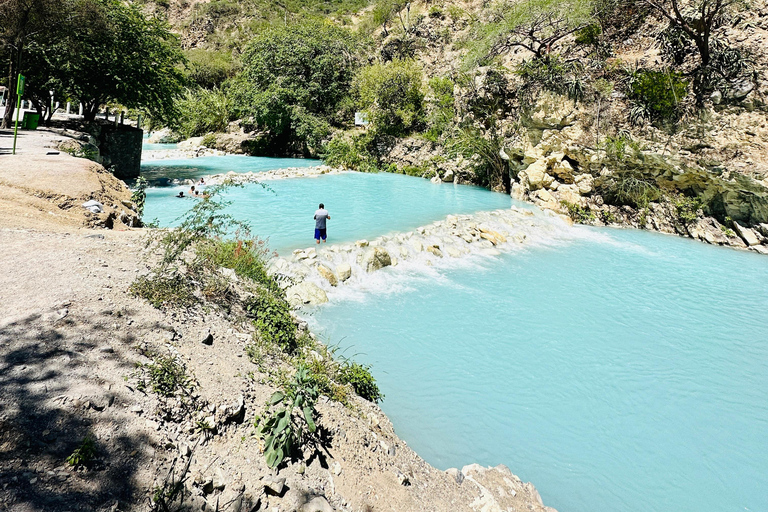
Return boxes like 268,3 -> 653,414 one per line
0,129 -> 139,231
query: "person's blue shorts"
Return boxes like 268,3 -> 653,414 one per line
314,228 -> 327,240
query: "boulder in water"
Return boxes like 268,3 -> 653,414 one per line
362,247 -> 392,272
336,262 -> 352,282
317,264 -> 338,286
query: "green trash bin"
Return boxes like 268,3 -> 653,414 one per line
22,112 -> 40,130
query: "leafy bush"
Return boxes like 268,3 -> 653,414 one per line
628,69 -> 688,123
246,291 -> 298,353
516,55 -> 586,102
177,86 -> 232,138
601,133 -> 642,162
139,355 -> 191,398
201,133 -> 217,148
575,23 -> 601,46
353,59 -> 425,136
672,193 -> 702,226
425,76 -> 455,142
339,362 -> 383,403
67,435 -> 97,467
322,131 -> 379,172
232,20 -> 359,154
130,274 -> 197,309
197,238 -> 275,290
185,48 -> 240,89
255,365 -> 319,468
560,201 -> 596,223
447,126 -> 510,192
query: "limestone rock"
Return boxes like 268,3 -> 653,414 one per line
733,222 -> 761,246
362,247 -> 392,272
426,245 -> 443,257
336,262 -> 352,282
263,477 -> 286,496
286,282 -> 329,306
519,160 -> 552,190
301,496 -> 333,512
441,169 -> 455,182
317,265 -> 338,286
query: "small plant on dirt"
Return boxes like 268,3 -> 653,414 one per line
130,274 -> 197,309
601,209 -> 618,224
628,69 -> 688,124
131,176 -> 148,218
560,201 -> 596,223
672,193 -> 702,226
255,365 -> 320,469
67,435 -> 97,467
151,456 -> 193,512
140,355 -> 191,398
246,290 -> 298,353
339,362 -> 383,403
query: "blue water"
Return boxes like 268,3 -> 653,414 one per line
311,230 -> 768,512
141,155 -> 320,186
142,156 -> 768,512
143,142 -> 178,151
143,171 -> 514,254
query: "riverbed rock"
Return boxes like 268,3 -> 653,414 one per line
426,245 -> 443,257
317,265 -> 338,286
285,282 -> 328,306
362,247 -> 392,272
336,262 -> 352,282
733,222 -> 761,246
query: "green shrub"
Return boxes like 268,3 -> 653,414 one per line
601,133 -> 642,162
560,201 -> 596,223
246,291 -> 297,353
575,24 -> 602,46
255,365 -> 319,468
177,86 -> 232,139
672,193 -> 702,226
197,238 -> 275,290
629,69 -> 688,123
185,48 -> 240,89
322,131 -> 379,172
130,273 -> 197,309
599,172 -> 661,209
353,59 -> 425,136
428,4 -> 444,17
67,435 -> 97,467
201,133 -> 217,148
339,362 -> 383,403
516,55 -> 586,102
130,176 -> 148,219
425,76 -> 455,142
139,355 -> 191,398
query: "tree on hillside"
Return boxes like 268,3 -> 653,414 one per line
233,20 -> 360,155
470,0 -> 594,65
641,0 -> 748,102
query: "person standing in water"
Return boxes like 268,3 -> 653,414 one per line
314,203 -> 330,244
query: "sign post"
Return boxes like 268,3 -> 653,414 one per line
12,74 -> 25,155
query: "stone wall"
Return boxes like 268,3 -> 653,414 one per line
98,124 -> 143,180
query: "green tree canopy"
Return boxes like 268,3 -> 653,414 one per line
232,19 -> 361,155
353,59 -> 424,136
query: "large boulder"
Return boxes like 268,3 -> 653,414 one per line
361,247 -> 392,272
285,282 -> 328,306
316,265 -> 338,286
336,262 -> 352,282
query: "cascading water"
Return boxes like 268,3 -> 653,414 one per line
142,156 -> 768,512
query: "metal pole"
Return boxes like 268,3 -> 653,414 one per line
12,93 -> 21,155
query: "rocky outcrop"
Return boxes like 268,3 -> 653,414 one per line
361,246 -> 392,272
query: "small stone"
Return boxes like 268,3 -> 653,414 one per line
331,461 -> 342,475
426,245 -> 443,258
263,476 -> 286,496
355,239 -> 369,248
212,468 -> 227,490
301,496 -> 333,512
445,467 -> 464,484
201,331 -> 214,345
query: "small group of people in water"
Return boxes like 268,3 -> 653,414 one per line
176,178 -> 208,199
175,179 -> 330,244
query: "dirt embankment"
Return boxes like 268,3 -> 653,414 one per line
0,129 -> 140,231
0,146 -> 555,511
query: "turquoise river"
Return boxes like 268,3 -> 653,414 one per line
142,154 -> 768,512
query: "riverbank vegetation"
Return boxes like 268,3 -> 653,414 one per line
130,187 -> 382,467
